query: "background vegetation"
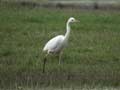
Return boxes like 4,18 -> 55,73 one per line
0,1 -> 120,90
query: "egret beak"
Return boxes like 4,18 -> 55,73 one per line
75,20 -> 80,22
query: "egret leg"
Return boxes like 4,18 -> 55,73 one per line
59,52 -> 62,65
42,54 -> 47,73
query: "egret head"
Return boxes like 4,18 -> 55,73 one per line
68,17 -> 79,23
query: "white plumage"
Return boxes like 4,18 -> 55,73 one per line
42,17 -> 79,73
43,35 -> 65,54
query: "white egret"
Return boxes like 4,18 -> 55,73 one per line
42,17 -> 79,73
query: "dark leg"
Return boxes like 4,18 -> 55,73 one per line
43,56 -> 47,73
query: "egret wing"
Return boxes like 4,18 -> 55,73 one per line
43,35 -> 64,53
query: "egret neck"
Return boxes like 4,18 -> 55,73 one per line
64,20 -> 71,42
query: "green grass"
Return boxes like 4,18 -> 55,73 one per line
0,4 -> 120,89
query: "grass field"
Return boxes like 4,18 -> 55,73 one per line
0,3 -> 120,89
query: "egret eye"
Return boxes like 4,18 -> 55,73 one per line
71,19 -> 74,22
